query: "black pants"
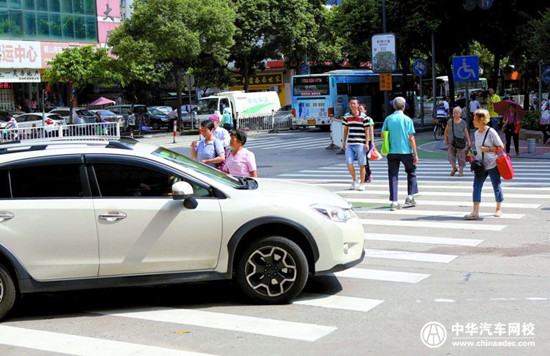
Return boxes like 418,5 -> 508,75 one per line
541,124 -> 550,143
387,153 -> 418,202
505,126 -> 519,154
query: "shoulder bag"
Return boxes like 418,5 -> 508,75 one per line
470,129 -> 490,178
451,120 -> 466,149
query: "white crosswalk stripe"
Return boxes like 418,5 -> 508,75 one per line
365,233 -> 483,246
335,268 -> 431,283
0,325 -> 212,356
295,293 -> 384,312
93,307 -> 337,342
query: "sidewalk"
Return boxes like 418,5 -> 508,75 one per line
419,126 -> 550,160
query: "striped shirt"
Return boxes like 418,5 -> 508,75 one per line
343,112 -> 369,145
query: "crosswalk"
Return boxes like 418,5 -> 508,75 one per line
2,157 -> 549,355
244,132 -> 332,151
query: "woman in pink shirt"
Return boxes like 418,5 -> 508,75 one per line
224,129 -> 257,177
501,103 -> 520,156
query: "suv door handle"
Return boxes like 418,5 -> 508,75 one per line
99,212 -> 127,222
0,212 -> 14,221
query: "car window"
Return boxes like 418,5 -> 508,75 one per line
0,170 -> 9,198
91,162 -> 208,198
120,107 -> 130,115
9,164 -> 83,198
134,106 -> 147,114
76,109 -> 93,116
106,107 -> 119,114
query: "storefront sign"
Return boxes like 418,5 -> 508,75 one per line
0,41 -> 42,69
0,69 -> 41,82
234,73 -> 283,87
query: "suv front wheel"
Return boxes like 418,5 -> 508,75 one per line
0,263 -> 16,320
236,236 -> 308,304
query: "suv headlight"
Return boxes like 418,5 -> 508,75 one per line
311,204 -> 356,222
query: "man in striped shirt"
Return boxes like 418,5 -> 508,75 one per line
342,97 -> 370,191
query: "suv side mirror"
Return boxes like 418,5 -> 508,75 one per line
172,181 -> 198,209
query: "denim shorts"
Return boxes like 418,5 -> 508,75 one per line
345,144 -> 367,165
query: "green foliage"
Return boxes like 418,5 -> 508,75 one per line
44,46 -> 122,90
521,110 -> 541,131
526,8 -> 550,61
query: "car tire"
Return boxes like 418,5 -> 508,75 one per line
236,236 -> 308,304
0,263 -> 16,320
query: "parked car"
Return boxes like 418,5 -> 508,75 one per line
148,105 -> 173,115
49,107 -> 96,124
105,104 -> 149,131
148,107 -> 175,131
272,104 -> 293,127
0,139 -> 365,320
90,109 -> 125,127
11,112 -> 66,135
168,105 -> 198,129
0,110 -> 25,122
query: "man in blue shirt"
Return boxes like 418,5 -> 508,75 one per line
381,97 -> 419,211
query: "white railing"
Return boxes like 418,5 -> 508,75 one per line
0,122 -> 121,144
236,111 -> 293,132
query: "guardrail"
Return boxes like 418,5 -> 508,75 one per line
1,122 -> 121,144
236,111 -> 293,132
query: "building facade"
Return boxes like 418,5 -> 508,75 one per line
0,0 -> 121,111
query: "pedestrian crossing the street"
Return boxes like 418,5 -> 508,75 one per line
2,158 -> 549,354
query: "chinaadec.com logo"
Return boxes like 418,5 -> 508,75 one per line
421,322 -> 447,348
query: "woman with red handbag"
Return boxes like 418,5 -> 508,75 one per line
464,109 -> 505,220
501,103 -> 520,156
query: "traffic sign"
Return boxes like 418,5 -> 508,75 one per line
543,67 -> 550,84
184,74 -> 195,88
413,59 -> 427,76
379,73 -> 392,91
453,56 -> 479,82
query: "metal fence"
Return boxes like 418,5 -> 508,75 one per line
0,122 -> 121,144
236,111 -> 293,132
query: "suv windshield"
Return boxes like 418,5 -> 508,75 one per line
152,147 -> 257,189
196,98 -> 218,115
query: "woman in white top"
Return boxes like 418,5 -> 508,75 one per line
465,109 -> 504,220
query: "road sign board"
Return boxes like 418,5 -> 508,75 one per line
184,74 -> 195,88
413,59 -> 427,76
453,56 -> 479,82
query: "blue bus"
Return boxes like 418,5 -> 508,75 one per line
291,69 -> 415,129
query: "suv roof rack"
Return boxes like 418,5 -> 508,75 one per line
0,140 -> 133,155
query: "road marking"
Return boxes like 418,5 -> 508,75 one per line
93,308 -> 336,342
365,232 -> 483,247
334,268 -> 430,283
363,248 -> 457,263
340,189 -> 550,199
0,325 -> 210,356
360,218 -> 506,231
357,209 -> 524,219
295,293 -> 384,313
316,182 -> 550,192
349,198 -> 540,209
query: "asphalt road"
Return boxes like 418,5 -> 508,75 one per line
1,128 -> 549,355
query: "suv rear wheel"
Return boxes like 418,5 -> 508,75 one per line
236,236 -> 308,304
0,263 -> 16,320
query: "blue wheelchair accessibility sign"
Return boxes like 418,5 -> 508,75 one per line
453,56 -> 479,82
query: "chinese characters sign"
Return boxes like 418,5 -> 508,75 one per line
379,73 -> 392,91
0,41 -> 42,69
234,73 -> 283,87
372,34 -> 396,73
0,69 -> 41,82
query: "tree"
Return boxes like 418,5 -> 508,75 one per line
44,45 -> 122,123
109,0 -> 235,123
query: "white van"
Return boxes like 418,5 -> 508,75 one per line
196,91 -> 281,124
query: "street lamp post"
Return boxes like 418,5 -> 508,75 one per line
382,0 -> 389,117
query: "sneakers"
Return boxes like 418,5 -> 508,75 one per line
404,197 -> 416,207
349,179 -> 359,190
389,202 -> 401,211
357,183 -> 365,191
366,175 -> 373,183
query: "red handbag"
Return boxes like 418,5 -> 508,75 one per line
495,148 -> 514,180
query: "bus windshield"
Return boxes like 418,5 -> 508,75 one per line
292,76 -> 330,96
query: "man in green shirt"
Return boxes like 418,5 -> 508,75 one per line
486,88 -> 501,130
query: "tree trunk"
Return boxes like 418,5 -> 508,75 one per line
243,57 -> 249,93
175,64 -> 183,129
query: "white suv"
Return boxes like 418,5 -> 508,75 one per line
0,139 -> 364,320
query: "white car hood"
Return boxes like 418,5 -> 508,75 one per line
251,178 -> 351,208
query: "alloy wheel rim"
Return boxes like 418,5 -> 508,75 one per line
245,246 -> 297,297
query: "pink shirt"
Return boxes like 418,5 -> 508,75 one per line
224,148 -> 256,177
